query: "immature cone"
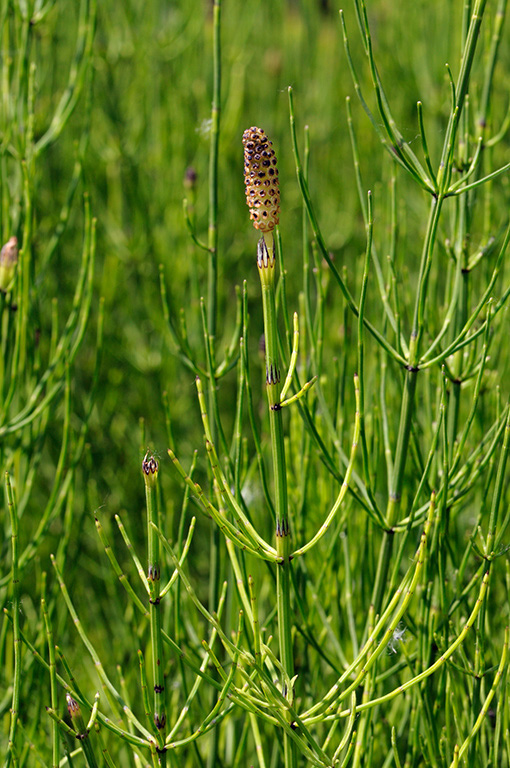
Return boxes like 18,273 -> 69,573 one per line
142,451 -> 159,491
66,695 -> 88,740
242,127 -> 280,232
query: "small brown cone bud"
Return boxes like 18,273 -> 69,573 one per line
142,452 -> 159,489
242,127 -> 280,233
66,694 -> 88,740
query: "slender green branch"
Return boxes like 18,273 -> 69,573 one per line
41,595 -> 59,768
292,375 -> 360,558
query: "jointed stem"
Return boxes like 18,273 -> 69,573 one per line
257,235 -> 296,768
207,0 -> 221,344
370,0 -> 489,616
4,473 -> 20,768
142,455 -> 167,762
206,10 -> 222,765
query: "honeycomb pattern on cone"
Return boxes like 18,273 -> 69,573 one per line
242,127 -> 280,233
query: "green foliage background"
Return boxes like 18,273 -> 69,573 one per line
1,0 -> 509,765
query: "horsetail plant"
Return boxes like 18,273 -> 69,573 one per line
243,123 -> 297,766
142,452 -> 167,753
5,0 -> 510,765
242,125 -> 360,766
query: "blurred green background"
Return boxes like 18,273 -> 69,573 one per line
38,0 -> 508,487
4,0 -> 510,658
1,0 -> 509,762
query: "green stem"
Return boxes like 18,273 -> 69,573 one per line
356,0 -> 490,619
446,0 -> 473,457
66,696 -> 100,768
370,365 -> 418,615
41,594 -> 59,768
207,0 -> 220,344
369,176 -> 445,617
257,235 -> 296,768
447,205 -> 470,461
369,0 -> 491,620
485,407 -> 510,558
206,10 -> 221,764
4,473 -> 20,768
437,0 -> 488,194
142,454 -> 167,763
